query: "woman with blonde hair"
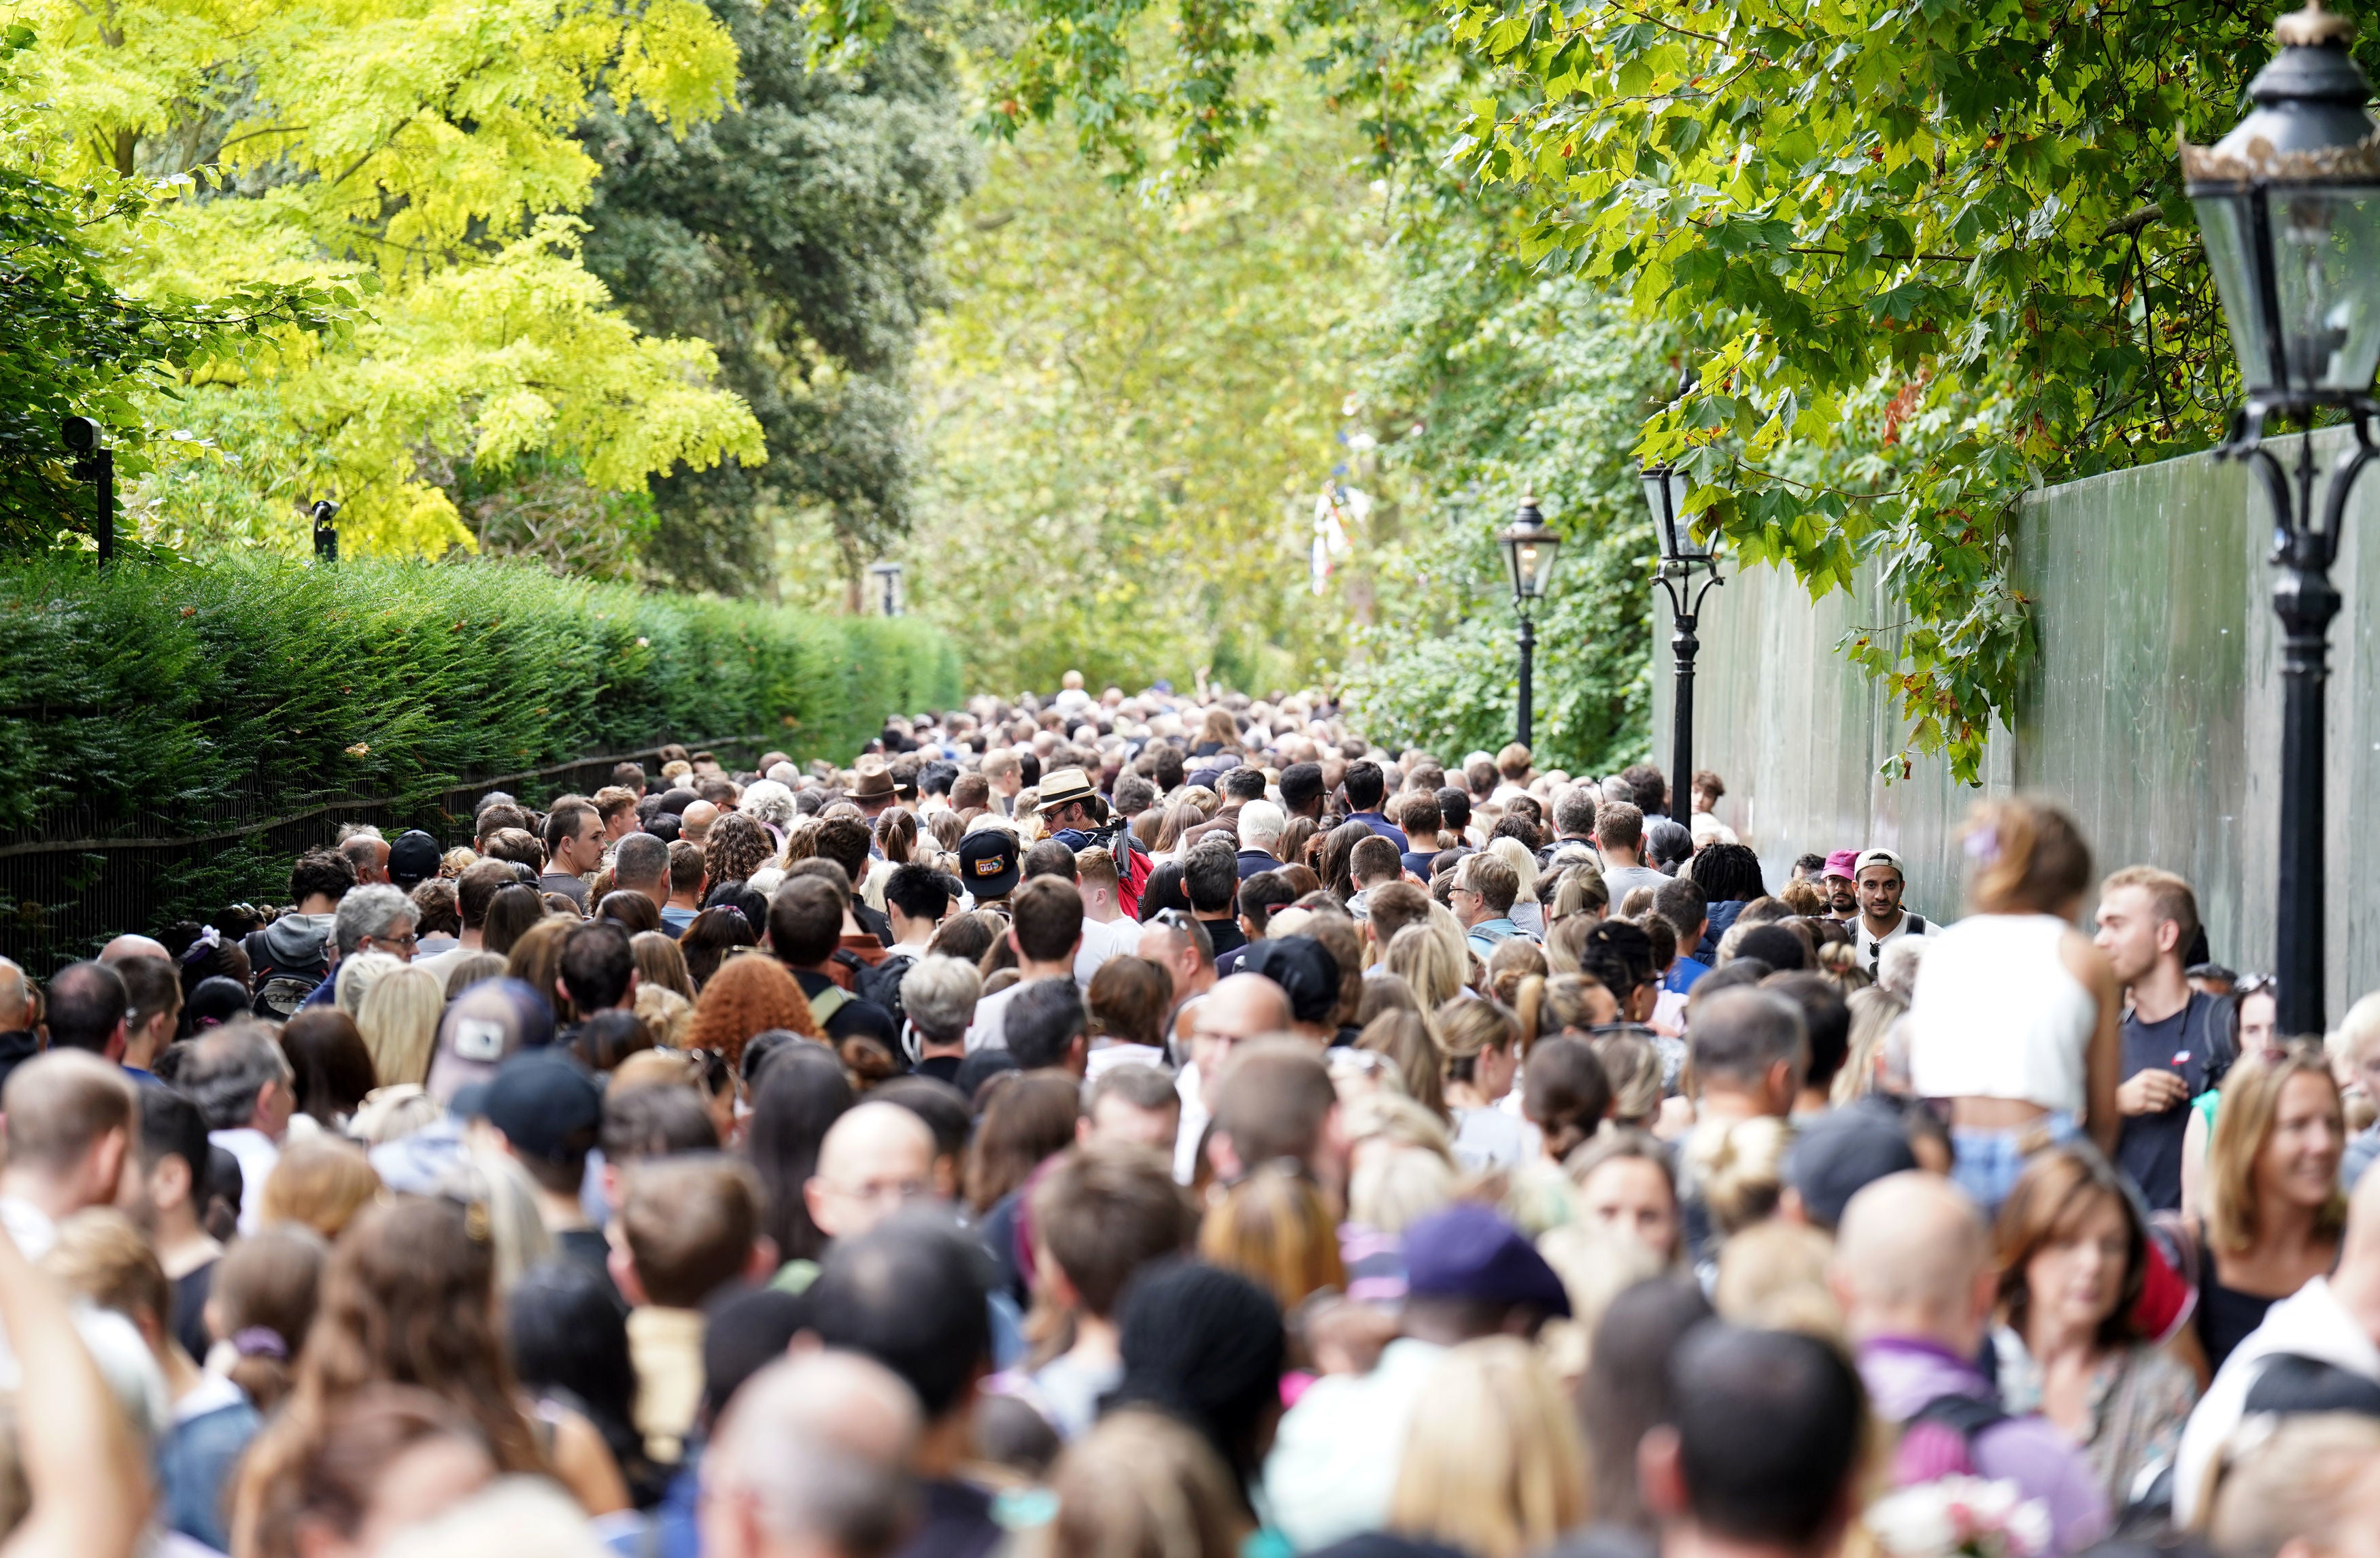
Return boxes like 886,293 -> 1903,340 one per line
1905,796 -> 2121,1210
1567,1128 -> 1682,1267
1198,1162 -> 1347,1314
1356,1010 -> 1446,1119
1389,1337 -> 1590,1558
2193,1044 -> 2346,1371
1589,1031 -> 1664,1132
1682,1114 -> 1792,1244
333,951 -> 401,1019
1486,837 -> 1543,936
1384,923 -> 1465,1011
1833,984 -> 1909,1104
630,932 -> 696,1002
1438,998 -> 1532,1171
355,964 -> 443,1087
260,1139 -> 384,1240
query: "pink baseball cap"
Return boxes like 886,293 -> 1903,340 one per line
1822,849 -> 1861,881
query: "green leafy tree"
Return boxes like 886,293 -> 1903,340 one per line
0,27 -> 345,551
903,81 -> 1377,693
9,0 -> 764,555
577,0 -> 979,594
1340,260 -> 1671,775
802,0 -> 2292,781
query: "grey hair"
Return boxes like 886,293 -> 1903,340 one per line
333,883 -> 417,956
899,955 -> 982,1045
1685,987 -> 1810,1090
612,832 -> 669,889
178,1021 -> 294,1130
707,1353 -> 921,1558
740,779 -> 799,831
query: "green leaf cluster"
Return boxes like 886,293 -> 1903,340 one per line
578,0 -> 980,592
5,0 -> 766,556
902,80 -> 1378,692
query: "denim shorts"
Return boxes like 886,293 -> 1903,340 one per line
1948,1111 -> 2076,1213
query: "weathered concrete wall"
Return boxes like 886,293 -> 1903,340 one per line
1648,428 -> 2380,1015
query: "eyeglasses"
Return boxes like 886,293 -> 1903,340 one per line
373,931 -> 420,950
2234,973 -> 2278,998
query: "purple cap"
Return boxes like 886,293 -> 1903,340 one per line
1822,849 -> 1861,881
1402,1204 -> 1571,1317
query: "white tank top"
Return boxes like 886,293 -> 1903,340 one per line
1907,913 -> 2096,1113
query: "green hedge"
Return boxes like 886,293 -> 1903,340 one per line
0,552 -> 961,961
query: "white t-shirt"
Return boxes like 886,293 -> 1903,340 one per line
1074,917 -> 1140,989
1854,907 -> 1935,975
964,974 -> 1070,1053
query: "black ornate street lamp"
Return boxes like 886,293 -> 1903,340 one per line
1645,460 -> 1722,805
61,417 -> 114,563
1496,494 -> 1563,748
869,560 -> 905,617
311,500 -> 340,563
2184,0 -> 2380,1034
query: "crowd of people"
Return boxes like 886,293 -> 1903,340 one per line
2,674 -> 2380,1558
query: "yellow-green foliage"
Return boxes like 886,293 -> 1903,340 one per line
6,0 -> 764,554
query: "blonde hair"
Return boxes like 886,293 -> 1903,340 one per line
356,964 -> 445,1087
1535,1226 -> 1663,1381
2206,1413 -> 2380,1557
1388,1337 -> 1590,1558
1049,1408 -> 1251,1558
261,1138 -> 384,1240
1437,998 -> 1518,1089
334,951 -> 403,1019
1588,1032 -> 1663,1126
1683,1115 -> 1793,1238
1834,986 -> 1909,1104
2207,1046 -> 2346,1255
1713,1219 -> 1841,1337
1386,924 -> 1467,1010
1486,836 -> 1540,902
1198,1163 -> 1346,1312
2333,990 -> 2380,1068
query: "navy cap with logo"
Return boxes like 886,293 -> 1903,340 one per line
957,830 -> 1021,898
483,1047 -> 605,1163
1781,1102 -> 1920,1231
388,829 -> 443,890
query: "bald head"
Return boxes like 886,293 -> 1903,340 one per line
704,1350 -> 921,1558
1831,1170 -> 1992,1353
0,958 -> 29,1033
1197,972 -> 1293,1041
683,800 -> 721,843
99,934 -> 169,964
808,1102 -> 938,1240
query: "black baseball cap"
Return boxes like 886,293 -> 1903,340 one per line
957,829 -> 1021,898
482,1048 -> 604,1163
1782,1102 -> 1920,1230
1241,936 -> 1338,1025
388,830 -> 443,890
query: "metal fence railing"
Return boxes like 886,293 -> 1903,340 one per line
0,735 -> 771,974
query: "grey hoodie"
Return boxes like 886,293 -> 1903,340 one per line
245,912 -> 335,976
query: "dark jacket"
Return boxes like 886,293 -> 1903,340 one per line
1697,898 -> 1750,962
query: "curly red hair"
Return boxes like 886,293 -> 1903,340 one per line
682,951 -> 820,1070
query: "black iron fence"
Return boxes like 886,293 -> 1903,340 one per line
0,735 -> 770,973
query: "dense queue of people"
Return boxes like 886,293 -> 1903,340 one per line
1,677 -> 2380,1558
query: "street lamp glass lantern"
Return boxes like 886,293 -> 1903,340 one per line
868,560 -> 904,617
1641,464 -> 1704,564
2186,1 -> 2380,401
1497,494 -> 1563,603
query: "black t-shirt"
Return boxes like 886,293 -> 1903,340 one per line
1202,917 -> 1247,958
2116,990 -> 2226,1212
173,1258 -> 218,1361
916,1054 -> 964,1086
794,970 -> 901,1052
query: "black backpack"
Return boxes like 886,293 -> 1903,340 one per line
856,950 -> 918,1032
243,928 -> 330,1019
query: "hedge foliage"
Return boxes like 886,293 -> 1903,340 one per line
0,552 -> 963,844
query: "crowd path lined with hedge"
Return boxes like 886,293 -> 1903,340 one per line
0,554 -> 963,966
